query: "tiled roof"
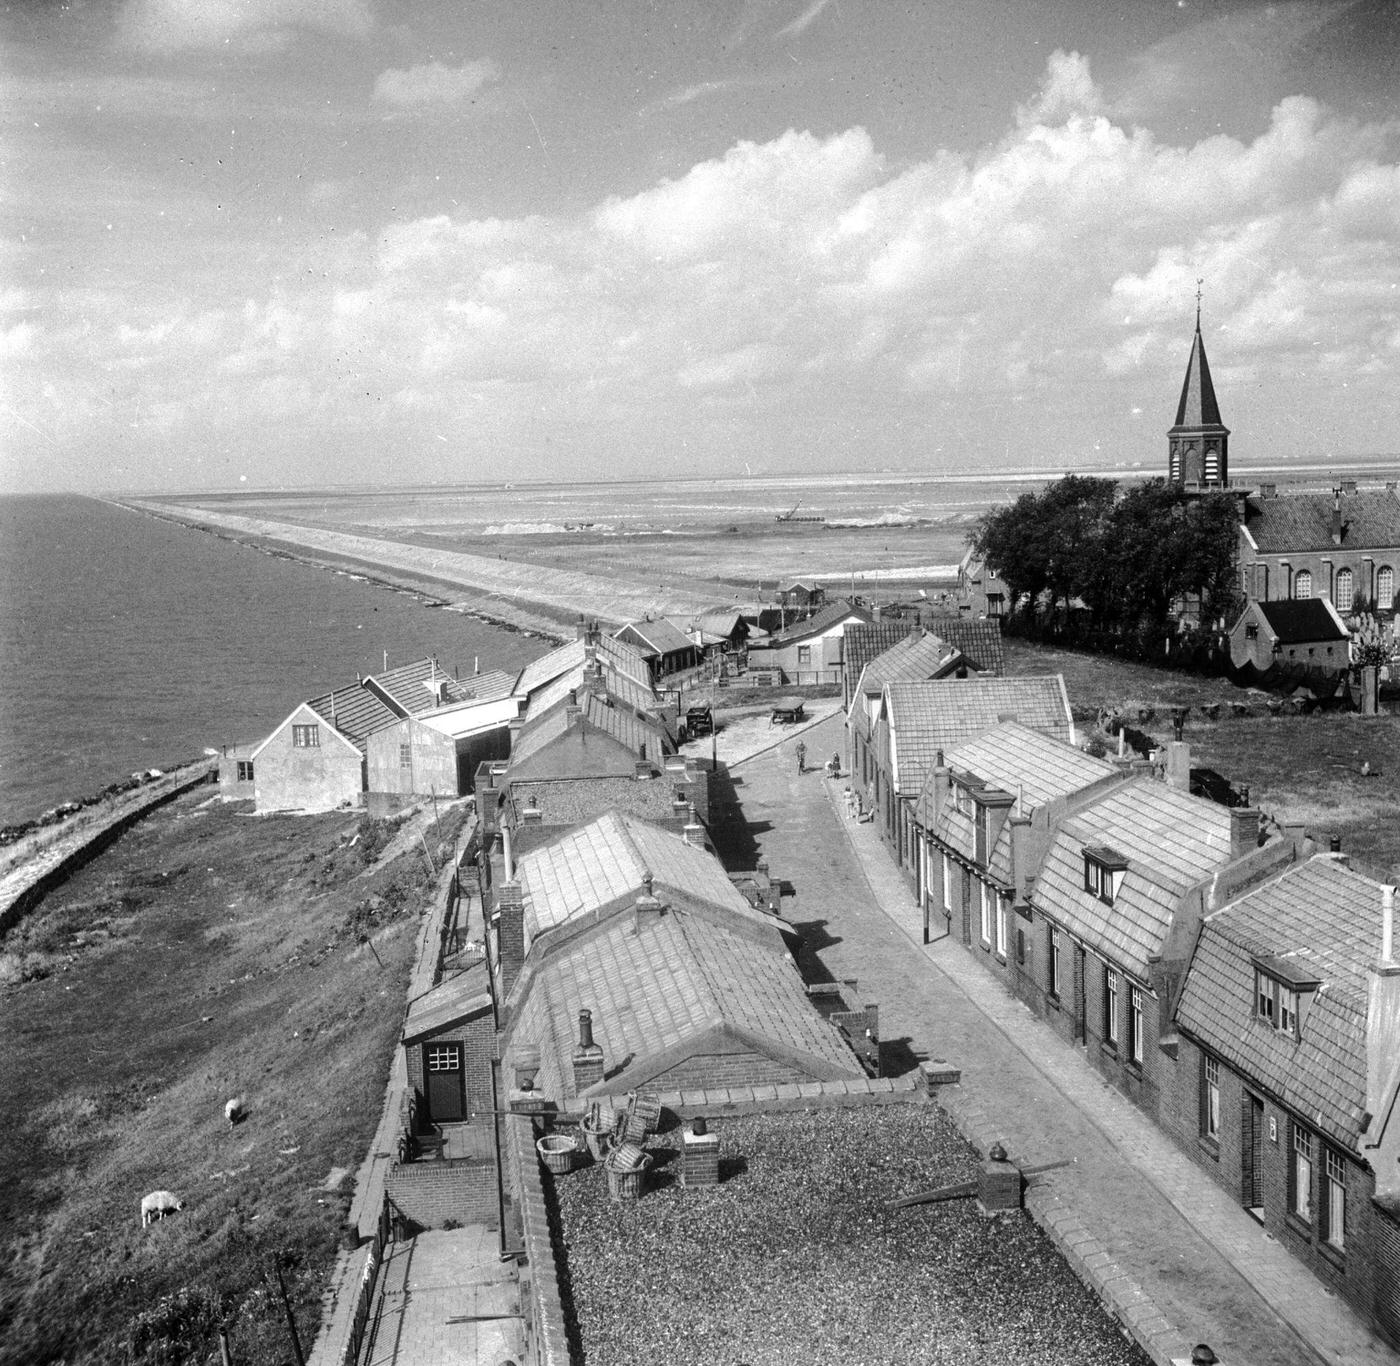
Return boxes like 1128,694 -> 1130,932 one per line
514,640 -> 587,697
919,616 -> 1005,676
524,661 -> 659,724
1033,777 -> 1236,981
849,630 -> 962,742
365,659 -> 516,714
516,809 -> 758,951
690,612 -> 746,638
884,675 -> 1073,797
1256,598 -> 1350,644
843,623 -> 907,684
1171,325 -> 1225,430
1244,488 -> 1400,555
306,684 -> 401,751
583,691 -> 670,763
511,907 -> 860,1101
769,600 -> 873,645
618,618 -> 695,657
1175,856 -> 1388,1150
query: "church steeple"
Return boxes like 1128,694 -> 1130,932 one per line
1167,284 -> 1229,487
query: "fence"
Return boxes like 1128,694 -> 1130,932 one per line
342,1192 -> 396,1366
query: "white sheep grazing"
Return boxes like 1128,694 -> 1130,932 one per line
140,1191 -> 183,1227
224,1095 -> 247,1129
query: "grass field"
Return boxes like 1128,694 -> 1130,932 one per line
0,794 -> 462,1366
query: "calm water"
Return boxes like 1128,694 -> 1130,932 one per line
0,496 -> 548,825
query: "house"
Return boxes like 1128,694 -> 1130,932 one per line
1170,856 -> 1400,1346
1026,779 -> 1298,1119
913,722 -> 1126,972
844,617 -> 1005,707
861,674 -> 1074,877
401,957 -> 495,1128
953,547 -> 1011,620
1227,597 -> 1351,674
687,611 -> 750,655
216,741 -> 258,799
777,579 -> 826,609
744,601 -> 873,686
1238,483 -> 1400,615
493,811 -> 865,1104
513,620 -> 659,715
613,617 -> 702,681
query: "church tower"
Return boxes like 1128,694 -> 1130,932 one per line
1167,297 -> 1229,487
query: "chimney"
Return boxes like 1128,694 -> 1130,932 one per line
1341,478 -> 1358,496
1365,885 -> 1400,1200
521,793 -> 543,825
575,614 -> 589,641
683,809 -> 706,847
1329,834 -> 1348,865
502,823 -> 515,881
681,1116 -> 721,1187
1165,741 -> 1190,792
1259,482 -> 1276,498
495,880 -> 525,997
632,873 -> 663,933
1010,814 -> 1034,900
572,1009 -> 605,1093
1229,807 -> 1261,858
565,688 -> 581,724
931,753 -> 950,817
1332,490 -> 1343,546
635,745 -> 653,780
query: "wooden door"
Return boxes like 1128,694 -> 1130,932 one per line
424,1042 -> 466,1123
1243,1094 -> 1265,1214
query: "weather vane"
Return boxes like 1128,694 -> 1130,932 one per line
1195,277 -> 1203,327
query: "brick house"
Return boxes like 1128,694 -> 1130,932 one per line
843,617 -> 1005,708
859,675 -> 1074,884
953,547 -> 1011,620
1170,856 -> 1400,1346
494,811 -> 864,1104
1026,779 -> 1299,1119
401,960 -> 495,1127
1227,596 -> 1351,673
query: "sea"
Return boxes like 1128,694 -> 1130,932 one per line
0,496 -> 549,827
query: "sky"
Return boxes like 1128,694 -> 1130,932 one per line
2,0 -> 1399,494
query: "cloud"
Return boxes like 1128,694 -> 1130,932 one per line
373,59 -> 500,108
118,0 -> 372,54
14,50 -> 1400,484
776,0 -> 834,39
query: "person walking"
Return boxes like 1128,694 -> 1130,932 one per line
795,741 -> 806,774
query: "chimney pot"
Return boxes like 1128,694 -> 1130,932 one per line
1330,834 -> 1343,853
578,1008 -> 594,1050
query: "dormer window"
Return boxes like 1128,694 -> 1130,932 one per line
1083,846 -> 1128,905
952,782 -> 972,815
1253,957 -> 1321,1040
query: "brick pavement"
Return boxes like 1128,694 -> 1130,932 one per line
732,713 -> 1399,1366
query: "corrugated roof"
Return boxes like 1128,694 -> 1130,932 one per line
511,908 -> 860,1101
1033,778 -> 1236,980
1176,856 -> 1388,1150
1244,488 -> 1400,555
884,675 -> 1073,797
1256,597 -> 1350,644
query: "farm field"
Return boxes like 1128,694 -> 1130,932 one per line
0,793 -> 461,1366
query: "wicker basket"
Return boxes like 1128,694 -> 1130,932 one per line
627,1091 -> 662,1135
605,1143 -> 651,1202
580,1114 -> 612,1160
536,1133 -> 578,1175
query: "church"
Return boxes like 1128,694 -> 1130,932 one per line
1164,309 -> 1400,617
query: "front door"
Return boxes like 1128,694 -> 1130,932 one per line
424,1042 -> 466,1123
1242,1094 -> 1265,1216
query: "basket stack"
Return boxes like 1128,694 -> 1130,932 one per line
620,1090 -> 662,1143
605,1141 -> 652,1202
536,1132 -> 578,1176
580,1102 -> 612,1160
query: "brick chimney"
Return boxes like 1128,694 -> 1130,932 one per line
565,689 -> 582,724
572,1009 -> 605,1093
1365,885 -> 1400,1200
495,880 -> 525,997
575,613 -> 590,640
1165,740 -> 1190,792
1229,807 -> 1261,858
931,750 -> 950,816
683,804 -> 705,847
632,872 -> 663,933
635,744 -> 654,779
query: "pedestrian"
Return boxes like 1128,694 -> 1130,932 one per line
829,751 -> 841,778
795,741 -> 806,774
843,786 -> 855,819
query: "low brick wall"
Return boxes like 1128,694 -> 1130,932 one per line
508,1115 -> 570,1366
386,1158 -> 498,1233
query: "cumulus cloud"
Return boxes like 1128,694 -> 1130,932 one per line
373,59 -> 500,108
118,0 -> 372,54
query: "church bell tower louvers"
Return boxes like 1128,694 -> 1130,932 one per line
1167,301 -> 1229,487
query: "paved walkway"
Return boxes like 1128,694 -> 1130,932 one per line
734,712 -> 1399,1366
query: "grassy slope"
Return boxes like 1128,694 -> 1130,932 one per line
1005,639 -> 1400,879
0,795 -> 457,1366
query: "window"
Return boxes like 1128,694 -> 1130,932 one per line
1083,848 -> 1127,905
1255,971 -> 1300,1038
1128,985 -> 1145,1065
1048,926 -> 1062,998
979,882 -> 993,946
941,854 -> 952,913
1204,446 -> 1221,483
953,782 -> 972,815
426,1043 -> 461,1072
1201,1054 -> 1220,1142
986,593 -> 1005,618
1334,567 -> 1354,613
400,743 -> 413,768
1294,569 -> 1313,599
796,644 -> 812,666
236,760 -> 254,782
994,896 -> 1008,958
1245,622 -> 1259,640
1292,1124 -> 1314,1222
292,723 -> 320,748
1104,968 -> 1120,1046
1379,566 -> 1395,611
1324,1148 -> 1346,1250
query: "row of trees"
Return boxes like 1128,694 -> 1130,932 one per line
972,475 -> 1241,639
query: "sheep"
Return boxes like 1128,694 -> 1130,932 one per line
140,1191 -> 183,1227
224,1095 -> 248,1129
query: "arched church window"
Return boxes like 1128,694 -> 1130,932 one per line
1334,568 -> 1354,613
1294,570 -> 1312,600
1379,566 -> 1395,611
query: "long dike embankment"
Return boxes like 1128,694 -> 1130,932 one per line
0,760 -> 218,933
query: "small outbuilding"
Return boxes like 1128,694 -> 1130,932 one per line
1228,597 -> 1350,673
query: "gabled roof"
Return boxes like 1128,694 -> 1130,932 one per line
849,629 -> 964,740
690,611 -> 747,638
1243,488 -> 1400,555
1170,323 -> 1226,432
515,809 -> 760,952
617,617 -> 696,657
402,960 -> 492,1044
883,675 -> 1073,797
524,660 -> 659,724
364,658 -> 515,715
843,623 -> 907,683
507,686 -> 668,776
1255,597 -> 1350,644
515,635 -> 655,700
304,686 -> 401,752
767,600 -> 872,645
250,698 -> 368,761
1175,856 -> 1388,1151
1033,778 -> 1237,981
920,616 -> 1005,676
508,907 -> 861,1102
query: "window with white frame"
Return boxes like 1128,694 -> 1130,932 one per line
1201,1054 -> 1220,1142
1048,926 -> 1062,997
797,644 -> 812,666
1255,971 -> 1301,1038
1292,1124 -> 1314,1222
1128,984 -> 1145,1065
292,723 -> 320,748
1104,967 -> 1120,1046
979,881 -> 993,946
1083,847 -> 1128,905
1324,1147 -> 1345,1250
1294,569 -> 1313,599
1334,567 -> 1354,613
994,895 -> 1008,958
941,855 -> 952,912
236,760 -> 254,782
953,782 -> 972,815
1379,566 -> 1395,611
